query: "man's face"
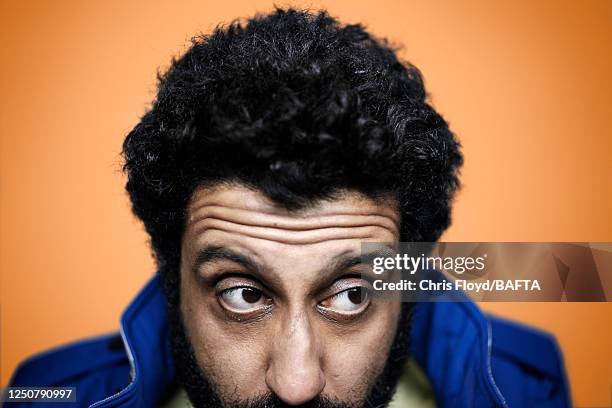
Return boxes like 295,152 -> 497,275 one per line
176,183 -> 405,407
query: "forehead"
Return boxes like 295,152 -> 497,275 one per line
183,183 -> 400,263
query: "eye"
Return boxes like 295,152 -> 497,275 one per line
319,286 -> 371,314
218,287 -> 271,313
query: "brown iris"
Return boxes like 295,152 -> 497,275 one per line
241,288 -> 263,303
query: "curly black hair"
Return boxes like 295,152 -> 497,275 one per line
122,7 -> 463,289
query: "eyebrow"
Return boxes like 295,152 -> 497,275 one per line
325,247 -> 397,276
192,245 -> 262,276
325,254 -> 369,276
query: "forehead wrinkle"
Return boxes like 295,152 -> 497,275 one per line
191,222 -> 394,246
184,185 -> 400,245
188,206 -> 398,235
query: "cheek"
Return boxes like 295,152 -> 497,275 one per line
322,303 -> 401,399
179,271 -> 271,399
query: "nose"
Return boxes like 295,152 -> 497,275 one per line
265,311 -> 326,405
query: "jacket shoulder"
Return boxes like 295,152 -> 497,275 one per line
10,333 -> 131,407
489,316 -> 571,408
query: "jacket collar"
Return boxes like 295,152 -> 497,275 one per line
90,276 -> 175,408
92,275 -> 507,407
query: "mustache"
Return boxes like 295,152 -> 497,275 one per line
236,393 -> 354,408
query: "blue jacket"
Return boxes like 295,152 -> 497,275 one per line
9,275 -> 571,407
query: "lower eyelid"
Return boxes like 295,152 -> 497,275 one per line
316,302 -> 371,322
220,302 -> 274,322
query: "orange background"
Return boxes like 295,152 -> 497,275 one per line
1,1 -> 611,406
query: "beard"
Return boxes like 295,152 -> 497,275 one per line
167,288 -> 413,408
